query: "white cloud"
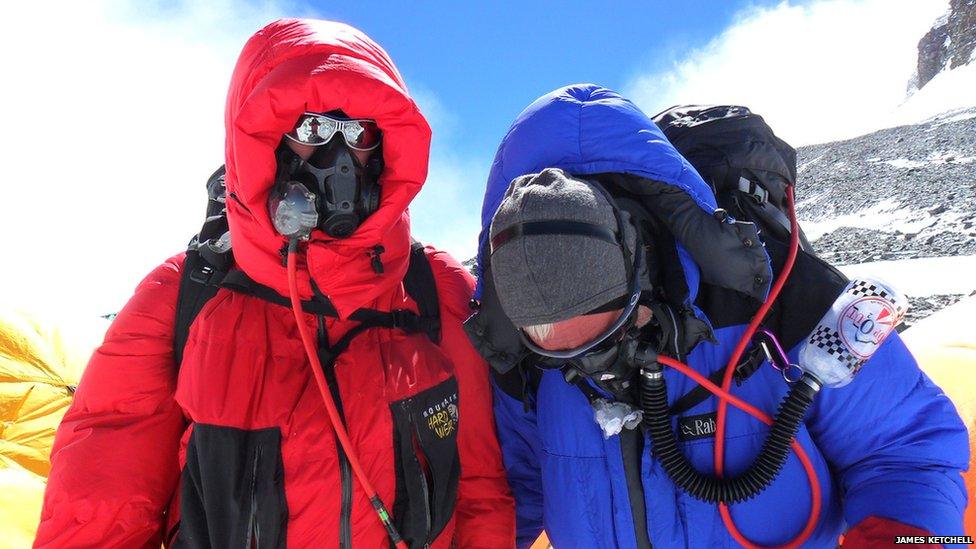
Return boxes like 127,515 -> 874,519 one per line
0,1 -> 483,314
407,85 -> 485,261
0,1 -> 297,314
409,84 -> 460,141
410,153 -> 489,262
624,0 -> 950,146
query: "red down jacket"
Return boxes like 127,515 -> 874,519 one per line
35,18 -> 515,548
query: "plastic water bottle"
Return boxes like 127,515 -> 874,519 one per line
799,278 -> 908,388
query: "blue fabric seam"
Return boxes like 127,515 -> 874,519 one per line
676,428 -> 776,448
829,370 -> 927,459
540,448 -> 606,460
576,100 -> 583,162
851,476 -> 963,513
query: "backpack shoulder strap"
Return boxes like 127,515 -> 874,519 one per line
174,247 -> 228,367
402,240 -> 442,344
173,165 -> 232,369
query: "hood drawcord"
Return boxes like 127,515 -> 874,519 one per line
370,245 -> 385,274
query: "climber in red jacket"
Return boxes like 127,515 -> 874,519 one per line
35,18 -> 514,548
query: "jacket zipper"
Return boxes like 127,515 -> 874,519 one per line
401,400 -> 434,549
416,423 -> 433,547
166,521 -> 180,546
318,315 -> 353,549
402,400 -> 433,547
245,446 -> 263,548
665,305 -> 682,361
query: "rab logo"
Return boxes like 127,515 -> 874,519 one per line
678,412 -> 717,441
423,393 -> 459,439
838,297 -> 898,359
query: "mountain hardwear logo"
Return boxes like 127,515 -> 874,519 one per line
423,392 -> 459,439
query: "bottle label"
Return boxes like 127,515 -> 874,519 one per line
838,296 -> 900,360
801,278 -> 907,388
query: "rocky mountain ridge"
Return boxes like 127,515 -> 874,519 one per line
915,0 -> 976,89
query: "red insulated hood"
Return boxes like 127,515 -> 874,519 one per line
223,18 -> 431,318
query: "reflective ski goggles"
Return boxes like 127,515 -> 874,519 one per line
519,270 -> 642,362
285,112 -> 382,151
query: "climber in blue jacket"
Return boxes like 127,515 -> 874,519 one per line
464,84 -> 969,548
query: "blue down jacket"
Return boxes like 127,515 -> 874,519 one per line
473,84 -> 969,548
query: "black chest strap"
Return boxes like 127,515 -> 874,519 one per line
174,240 -> 442,371
220,270 -> 339,316
667,344 -> 766,417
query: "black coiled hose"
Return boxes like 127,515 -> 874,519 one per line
640,363 -> 820,504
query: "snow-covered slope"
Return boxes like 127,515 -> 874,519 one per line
896,62 -> 976,127
793,3 -> 976,327
796,105 -> 976,266
795,106 -> 976,326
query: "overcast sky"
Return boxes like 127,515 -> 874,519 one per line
0,0 -> 955,315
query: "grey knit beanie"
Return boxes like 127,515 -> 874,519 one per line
488,168 -> 634,327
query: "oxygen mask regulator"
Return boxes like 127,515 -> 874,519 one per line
269,138 -> 382,241
638,277 -> 907,504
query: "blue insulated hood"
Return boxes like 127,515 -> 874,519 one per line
475,84 -> 772,305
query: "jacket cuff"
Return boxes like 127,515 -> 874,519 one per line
843,516 -> 934,548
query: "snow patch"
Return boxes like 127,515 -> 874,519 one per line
839,255 -> 976,297
797,152 -> 827,174
940,110 -> 976,124
863,149 -> 975,169
801,199 -> 935,241
928,150 -> 976,164
883,158 -> 928,169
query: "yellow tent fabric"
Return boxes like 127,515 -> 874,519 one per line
0,309 -> 106,549
902,295 -> 976,538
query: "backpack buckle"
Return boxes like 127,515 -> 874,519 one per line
738,176 -> 768,204
390,309 -> 417,331
189,264 -> 217,285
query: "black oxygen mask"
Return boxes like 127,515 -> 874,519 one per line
305,138 -> 380,238
270,137 -> 382,240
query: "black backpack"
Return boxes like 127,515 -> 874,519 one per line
652,105 -> 850,416
652,105 -> 813,253
172,166 -> 442,369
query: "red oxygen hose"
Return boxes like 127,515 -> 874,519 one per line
287,243 -> 408,549
705,186 -> 820,548
658,355 -> 822,548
